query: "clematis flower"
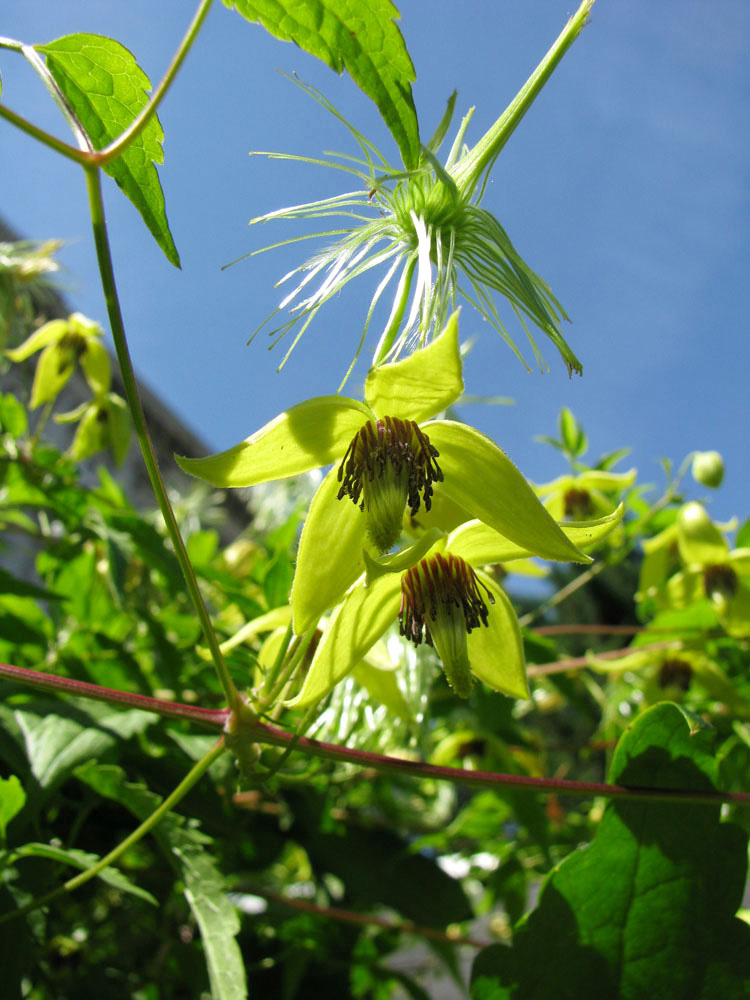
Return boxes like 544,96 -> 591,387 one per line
534,468 -> 636,523
651,503 -> 750,638
178,316 -> 590,633
287,506 -> 624,708
233,3 -> 593,380
5,311 -> 110,409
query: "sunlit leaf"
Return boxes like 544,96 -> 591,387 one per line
37,34 -> 180,267
224,0 -> 420,168
471,703 -> 750,998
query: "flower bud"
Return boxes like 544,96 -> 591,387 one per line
692,451 -> 724,489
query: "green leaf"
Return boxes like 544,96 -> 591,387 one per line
0,567 -> 62,602
13,842 -> 157,905
0,775 -> 26,840
559,407 -> 585,457
364,312 -> 463,422
288,573 -> 402,707
291,465 -> 369,633
177,395 -> 369,487
471,703 -> 750,998
76,762 -> 247,1000
427,421 -> 591,565
15,708 -> 117,793
0,393 -> 28,437
37,34 -> 180,267
225,0 -> 420,169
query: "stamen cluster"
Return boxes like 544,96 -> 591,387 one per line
337,416 -> 443,517
399,552 -> 494,648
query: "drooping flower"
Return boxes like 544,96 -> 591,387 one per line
233,4 -> 593,381
178,316 -> 591,633
287,506 -> 624,708
646,502 -> 750,638
5,312 -> 110,408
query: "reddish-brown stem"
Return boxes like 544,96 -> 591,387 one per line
527,640 -> 676,677
533,624 -> 701,636
4,662 -> 749,807
0,663 -> 228,728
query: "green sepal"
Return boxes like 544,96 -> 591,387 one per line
291,466 -> 369,634
287,573 -> 402,708
81,337 -> 111,395
719,582 -> 750,639
663,569 -> 704,610
30,342 -> 76,408
364,311 -> 463,423
363,528 -> 445,584
5,318 -> 68,362
466,572 -> 528,699
677,502 -> 729,566
427,420 -> 591,564
176,396 -> 370,487
447,504 -> 625,565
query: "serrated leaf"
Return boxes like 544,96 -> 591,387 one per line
13,842 -> 157,905
15,708 -> 117,793
76,762 -> 247,1000
225,0 -> 420,168
471,703 -> 750,999
37,34 -> 180,267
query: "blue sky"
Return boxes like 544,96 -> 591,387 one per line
1,0 -> 748,528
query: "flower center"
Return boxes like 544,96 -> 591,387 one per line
563,488 -> 594,519
703,564 -> 738,604
399,553 -> 494,697
337,416 -> 443,552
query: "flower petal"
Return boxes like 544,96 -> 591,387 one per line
291,466 -> 370,634
467,573 -> 528,699
176,396 -> 370,487
287,574 -> 402,708
447,505 -> 625,565
5,318 -> 69,362
363,312 -> 463,422
428,421 -> 591,564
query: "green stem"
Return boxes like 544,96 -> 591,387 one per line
452,0 -> 594,197
0,737 -> 226,926
20,42 -> 92,152
96,0 -> 214,164
84,166 -> 241,712
0,103 -> 87,165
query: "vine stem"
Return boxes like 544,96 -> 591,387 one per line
245,888 -> 492,949
96,0 -> 214,164
84,165 -> 242,714
3,663 -> 749,809
0,737 -> 226,926
0,0 -> 214,166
